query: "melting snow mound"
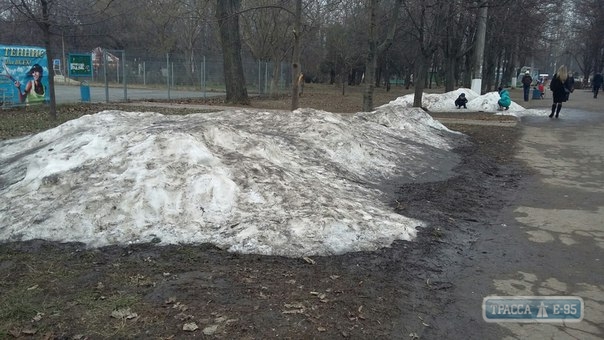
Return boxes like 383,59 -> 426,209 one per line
0,105 -> 464,257
386,87 -> 537,115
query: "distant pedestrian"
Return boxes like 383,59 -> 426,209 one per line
538,81 -> 545,99
592,72 -> 603,98
532,86 -> 542,99
297,72 -> 305,97
566,72 -> 575,101
497,87 -> 511,110
455,93 -> 468,109
521,70 -> 533,102
548,65 -> 573,118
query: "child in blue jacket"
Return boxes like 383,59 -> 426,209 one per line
497,87 -> 511,110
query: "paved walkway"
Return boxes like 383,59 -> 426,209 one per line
515,86 -> 603,113
497,89 -> 603,339
436,117 -> 518,126
431,88 -> 604,339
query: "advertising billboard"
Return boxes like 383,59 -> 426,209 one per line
0,45 -> 50,106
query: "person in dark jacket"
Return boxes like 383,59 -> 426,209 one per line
592,72 -> 603,99
521,70 -> 533,101
455,93 -> 468,109
566,72 -> 575,101
549,65 -> 573,118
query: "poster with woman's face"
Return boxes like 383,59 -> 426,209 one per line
1,45 -> 50,106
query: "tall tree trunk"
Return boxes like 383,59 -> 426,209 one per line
362,0 -> 377,112
362,0 -> 402,112
463,53 -> 472,88
505,44 -> 516,87
184,44 -> 195,85
41,0 -> 56,119
508,36 -> 519,88
444,56 -> 456,92
471,4 -> 488,94
413,60 -> 427,108
290,0 -> 302,111
270,61 -> 281,98
216,0 -> 249,104
442,1 -> 455,92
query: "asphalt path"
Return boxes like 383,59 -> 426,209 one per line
429,88 -> 604,339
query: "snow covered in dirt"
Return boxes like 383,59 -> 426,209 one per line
0,89 -> 533,257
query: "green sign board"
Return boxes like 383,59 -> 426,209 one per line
68,54 -> 92,77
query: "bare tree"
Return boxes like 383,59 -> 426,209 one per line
290,0 -> 302,110
296,0 -> 343,85
324,23 -> 362,94
481,0 -> 553,89
216,0 -> 249,104
402,0 -> 444,108
440,1 -> 474,91
321,1 -> 367,94
2,0 -> 589,111
362,0 -> 402,112
241,0 -> 294,98
570,0 -> 604,81
174,0 -> 214,86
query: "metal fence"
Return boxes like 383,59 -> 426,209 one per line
55,51 -> 294,103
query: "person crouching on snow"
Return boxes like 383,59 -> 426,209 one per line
455,93 -> 468,109
497,87 -> 511,110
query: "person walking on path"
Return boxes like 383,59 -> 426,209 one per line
549,65 -> 573,118
592,72 -> 603,98
566,72 -> 575,101
521,70 -> 533,102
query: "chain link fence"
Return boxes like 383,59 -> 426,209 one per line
55,51 -> 294,103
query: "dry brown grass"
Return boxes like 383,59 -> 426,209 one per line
248,83 -> 417,113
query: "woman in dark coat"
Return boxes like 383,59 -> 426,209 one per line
593,72 -> 603,98
549,65 -> 572,118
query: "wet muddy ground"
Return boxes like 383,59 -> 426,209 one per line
0,116 -> 527,339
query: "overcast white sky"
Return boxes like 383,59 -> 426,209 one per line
0,89 -> 546,257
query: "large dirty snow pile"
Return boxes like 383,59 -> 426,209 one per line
0,104 -> 464,257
